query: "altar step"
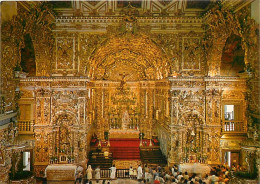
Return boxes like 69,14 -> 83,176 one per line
88,158 -> 113,169
140,147 -> 167,166
112,154 -> 140,160
88,151 -> 113,169
109,139 -> 140,160
110,147 -> 140,160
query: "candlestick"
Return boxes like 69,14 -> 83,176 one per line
149,139 -> 152,146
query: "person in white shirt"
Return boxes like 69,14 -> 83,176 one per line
158,176 -> 165,183
137,164 -> 143,181
110,164 -> 116,179
171,178 -> 178,184
133,168 -> 137,179
203,174 -> 210,184
87,165 -> 93,180
129,166 -> 134,179
177,172 -> 183,181
144,164 -> 150,183
172,167 -> 178,177
95,166 -> 101,180
209,174 -> 219,184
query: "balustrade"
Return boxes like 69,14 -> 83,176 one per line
49,156 -> 75,164
223,121 -> 245,133
18,120 -> 34,134
99,169 -> 129,178
100,169 -> 111,178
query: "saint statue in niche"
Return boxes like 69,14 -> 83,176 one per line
122,110 -> 131,130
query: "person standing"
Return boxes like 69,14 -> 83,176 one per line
110,164 -> 116,179
154,176 -> 160,184
77,171 -> 83,184
95,166 -> 101,182
209,172 -> 219,184
129,166 -> 134,179
144,164 -> 149,183
87,165 -> 93,180
133,168 -> 137,179
137,164 -> 143,181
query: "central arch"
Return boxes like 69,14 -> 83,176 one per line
88,33 -> 169,81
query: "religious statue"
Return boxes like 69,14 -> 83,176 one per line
119,72 -> 128,91
122,110 -> 131,130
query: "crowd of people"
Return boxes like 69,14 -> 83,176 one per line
151,164 -> 230,184
75,164 -> 232,184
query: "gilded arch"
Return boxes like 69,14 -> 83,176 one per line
88,33 -> 169,81
52,111 -> 78,126
177,110 -> 204,126
205,6 -> 258,76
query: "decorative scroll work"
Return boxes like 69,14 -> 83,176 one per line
3,1 -> 257,177
204,4 -> 259,76
182,37 -> 201,71
88,34 -> 169,80
79,34 -> 107,76
56,37 -> 75,70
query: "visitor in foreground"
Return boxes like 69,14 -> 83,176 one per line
110,164 -> 116,179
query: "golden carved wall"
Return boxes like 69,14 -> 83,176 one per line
1,1 -> 259,178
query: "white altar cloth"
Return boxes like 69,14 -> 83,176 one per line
179,163 -> 211,177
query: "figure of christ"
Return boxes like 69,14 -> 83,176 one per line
119,72 -> 129,91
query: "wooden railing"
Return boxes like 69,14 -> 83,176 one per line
88,151 -> 113,169
18,120 -> 34,134
223,121 -> 246,133
116,169 -> 130,178
100,169 -> 111,178
49,157 -> 75,164
99,169 -> 129,178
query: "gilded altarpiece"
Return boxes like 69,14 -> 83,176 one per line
13,2 -> 258,177
150,32 -> 205,76
19,33 -> 249,176
1,1 -> 259,182
88,81 -> 156,140
20,79 -> 89,177
165,77 -> 246,165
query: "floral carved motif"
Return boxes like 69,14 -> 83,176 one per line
204,4 -> 259,76
56,37 -> 76,70
182,37 -> 201,71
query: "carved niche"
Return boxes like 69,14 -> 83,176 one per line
204,4 -> 259,76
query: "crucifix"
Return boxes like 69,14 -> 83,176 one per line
119,72 -> 129,91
